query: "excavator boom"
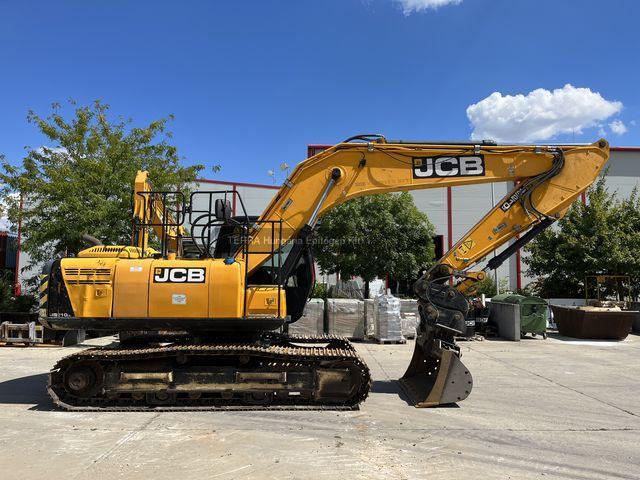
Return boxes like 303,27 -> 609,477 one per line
241,136 -> 608,280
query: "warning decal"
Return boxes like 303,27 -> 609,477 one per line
457,238 -> 476,255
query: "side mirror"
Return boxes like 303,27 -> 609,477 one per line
215,198 -> 232,222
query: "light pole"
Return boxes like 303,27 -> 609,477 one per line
280,162 -> 290,179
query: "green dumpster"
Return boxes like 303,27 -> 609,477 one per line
491,294 -> 548,338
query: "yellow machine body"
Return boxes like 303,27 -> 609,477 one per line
54,253 -> 285,328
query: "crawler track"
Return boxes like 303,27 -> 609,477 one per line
48,335 -> 371,411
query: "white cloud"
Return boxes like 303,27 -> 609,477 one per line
34,146 -> 68,155
609,120 -> 628,135
395,0 -> 462,14
0,193 -> 19,233
466,84 -> 623,143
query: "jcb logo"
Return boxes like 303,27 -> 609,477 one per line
153,267 -> 206,283
413,155 -> 485,178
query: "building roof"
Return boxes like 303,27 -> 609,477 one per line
196,178 -> 280,190
611,146 -> 640,152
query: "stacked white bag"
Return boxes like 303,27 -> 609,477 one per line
288,298 -> 324,336
326,299 -> 365,340
401,313 -> 418,339
373,294 -> 405,343
400,299 -> 419,339
364,299 -> 375,338
400,299 -> 419,318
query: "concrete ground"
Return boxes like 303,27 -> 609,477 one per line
0,334 -> 639,480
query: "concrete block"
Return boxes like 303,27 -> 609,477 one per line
401,313 -> 417,339
400,299 -> 419,318
489,301 -> 520,341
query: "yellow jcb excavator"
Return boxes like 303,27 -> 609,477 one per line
40,135 -> 609,410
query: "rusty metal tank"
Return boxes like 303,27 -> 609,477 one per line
550,305 -> 635,340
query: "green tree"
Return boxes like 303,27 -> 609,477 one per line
473,276 -> 497,297
313,192 -> 436,298
0,100 -> 209,270
525,175 -> 640,298
0,272 -> 14,311
0,272 -> 37,312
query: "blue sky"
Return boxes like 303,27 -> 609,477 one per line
1,0 -> 638,184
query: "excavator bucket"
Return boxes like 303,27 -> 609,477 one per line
399,336 -> 473,407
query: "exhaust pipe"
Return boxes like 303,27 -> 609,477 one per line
81,234 -> 103,246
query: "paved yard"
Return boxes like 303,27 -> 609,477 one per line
0,333 -> 639,480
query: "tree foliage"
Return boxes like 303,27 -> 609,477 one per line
0,272 -> 37,312
313,192 -> 436,291
473,276 -> 498,298
525,175 -> 640,298
0,100 -> 208,267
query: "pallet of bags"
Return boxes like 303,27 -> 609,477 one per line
288,298 -> 325,336
399,298 -> 419,339
400,298 -> 419,318
373,294 -> 406,344
364,299 -> 375,338
326,299 -> 365,340
400,313 -> 418,339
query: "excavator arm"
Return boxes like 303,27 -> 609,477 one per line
241,136 -> 608,282
239,135 -> 609,406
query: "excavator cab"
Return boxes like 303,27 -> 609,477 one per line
133,186 -> 315,324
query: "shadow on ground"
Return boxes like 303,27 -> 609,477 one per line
371,379 -> 457,407
546,332 -> 631,343
371,380 -> 462,408
0,373 -> 54,410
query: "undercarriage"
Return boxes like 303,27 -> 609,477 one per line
48,334 -> 372,411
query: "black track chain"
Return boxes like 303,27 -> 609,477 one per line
268,333 -> 356,350
48,339 -> 371,412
